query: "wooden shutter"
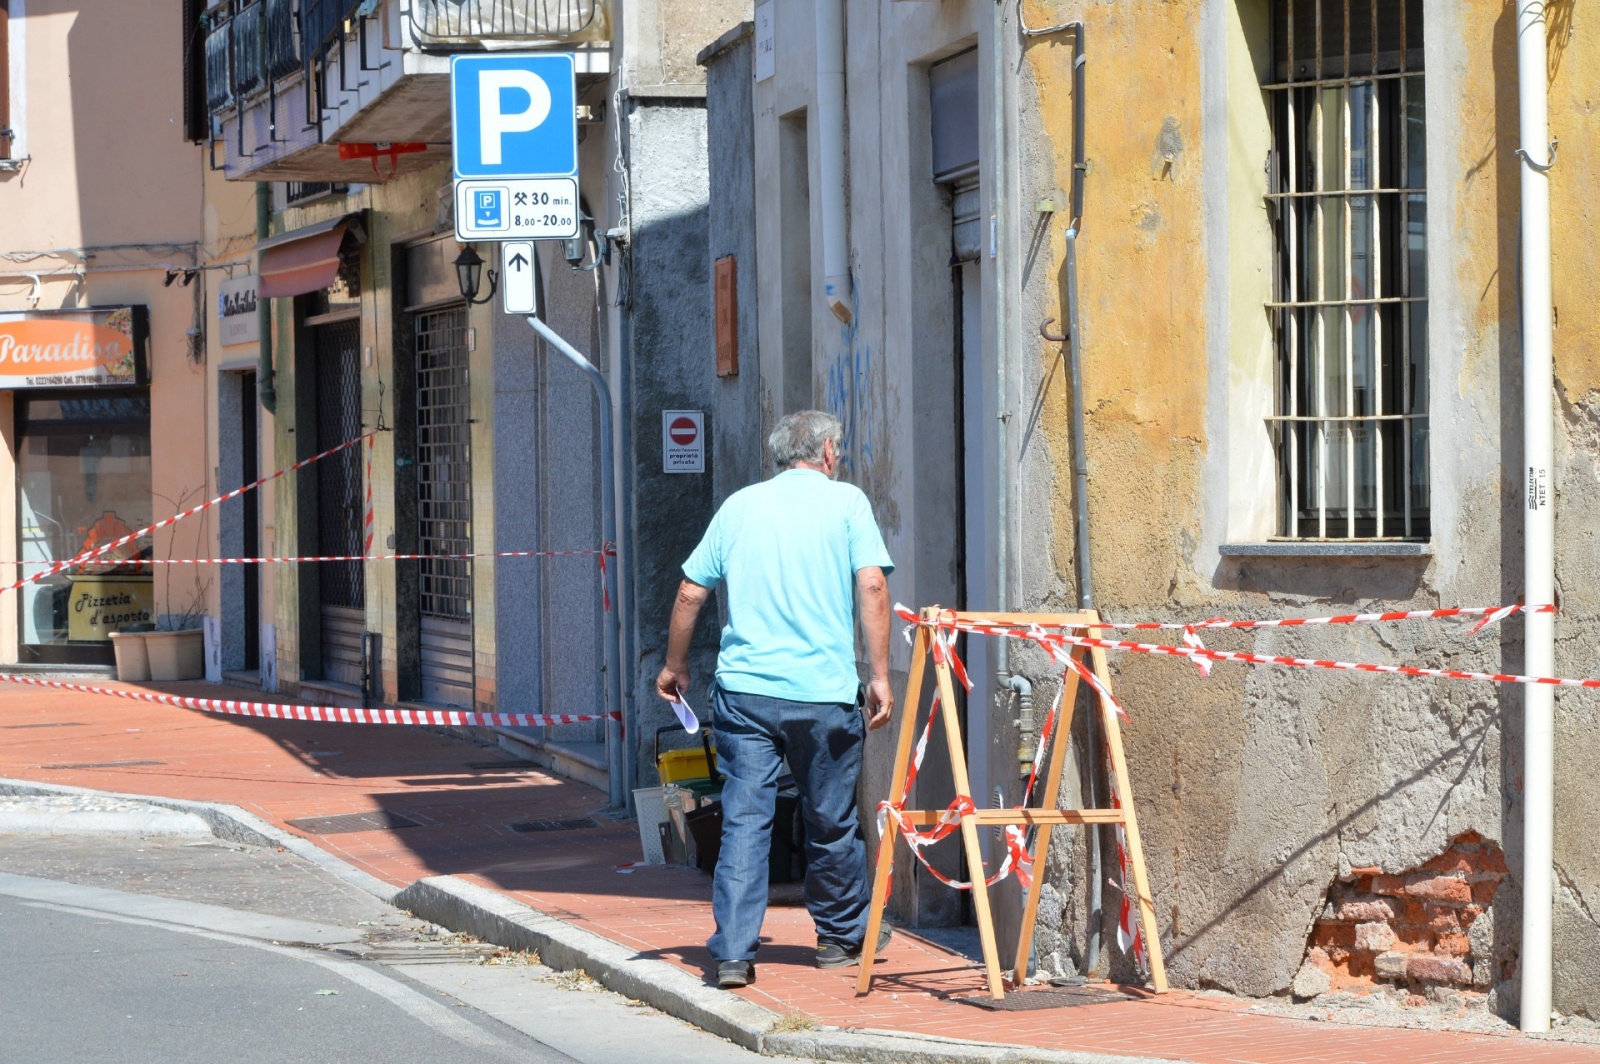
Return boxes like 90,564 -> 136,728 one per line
0,0 -> 11,158
181,0 -> 207,143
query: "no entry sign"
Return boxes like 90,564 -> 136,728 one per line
662,410 -> 705,474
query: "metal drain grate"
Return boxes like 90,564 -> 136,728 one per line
287,811 -> 421,835
41,759 -> 164,770
955,985 -> 1143,1011
508,818 -> 597,833
4,722 -> 86,729
465,760 -> 539,771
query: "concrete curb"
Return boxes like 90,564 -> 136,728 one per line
763,1028 -> 1189,1064
393,875 -> 1196,1064
0,778 -> 1192,1064
0,778 -> 400,904
393,875 -> 776,1051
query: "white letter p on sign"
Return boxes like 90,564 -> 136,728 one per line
478,69 -> 552,165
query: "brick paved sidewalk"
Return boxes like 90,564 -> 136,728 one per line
0,678 -> 1593,1064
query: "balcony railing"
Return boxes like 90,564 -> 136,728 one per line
301,0 -> 365,56
205,18 -> 233,112
266,0 -> 300,81
409,0 -> 601,48
205,0 -> 301,113
232,3 -> 264,97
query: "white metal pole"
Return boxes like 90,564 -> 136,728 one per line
815,0 -> 852,324
1515,0 -> 1556,1034
528,314 -> 627,812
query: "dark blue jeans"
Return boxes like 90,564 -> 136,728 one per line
706,683 -> 869,963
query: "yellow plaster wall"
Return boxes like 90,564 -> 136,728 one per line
1022,0 -> 1210,610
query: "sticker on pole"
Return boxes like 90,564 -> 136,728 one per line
501,241 -> 538,315
662,411 -> 705,474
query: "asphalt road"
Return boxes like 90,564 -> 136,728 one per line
0,815 -> 796,1064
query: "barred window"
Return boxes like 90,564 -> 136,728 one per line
1266,0 -> 1428,540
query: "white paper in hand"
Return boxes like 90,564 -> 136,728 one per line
671,688 -> 700,734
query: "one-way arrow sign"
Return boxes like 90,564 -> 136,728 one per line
501,241 -> 537,315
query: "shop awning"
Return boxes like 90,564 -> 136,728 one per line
257,214 -> 361,299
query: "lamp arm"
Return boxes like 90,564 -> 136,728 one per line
468,269 -> 499,306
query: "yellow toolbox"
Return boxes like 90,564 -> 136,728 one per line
655,725 -> 718,783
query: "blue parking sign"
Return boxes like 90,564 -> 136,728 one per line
451,54 -> 578,180
474,189 -> 503,227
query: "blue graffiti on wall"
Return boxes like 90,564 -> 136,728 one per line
824,288 -> 874,479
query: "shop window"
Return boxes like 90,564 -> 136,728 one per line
17,392 -> 153,663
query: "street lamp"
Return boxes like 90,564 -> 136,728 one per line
453,244 -> 498,305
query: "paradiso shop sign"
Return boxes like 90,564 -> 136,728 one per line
0,307 -> 150,389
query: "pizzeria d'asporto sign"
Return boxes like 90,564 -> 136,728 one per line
0,306 -> 149,388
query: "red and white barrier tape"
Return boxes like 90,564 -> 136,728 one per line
986,602 -> 1556,634
1040,628 -> 1600,690
8,548 -> 613,566
877,668 -> 1073,892
0,671 -> 619,728
2,432 -> 375,597
899,605 -> 1600,691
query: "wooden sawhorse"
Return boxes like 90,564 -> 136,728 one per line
856,607 -> 1167,1000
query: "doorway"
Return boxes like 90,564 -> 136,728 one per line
219,370 -> 260,679
312,317 -> 365,687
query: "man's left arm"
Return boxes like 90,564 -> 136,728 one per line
856,565 -> 894,729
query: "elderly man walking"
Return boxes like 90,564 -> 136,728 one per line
657,410 -> 895,989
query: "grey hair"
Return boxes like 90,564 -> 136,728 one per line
768,410 -> 843,470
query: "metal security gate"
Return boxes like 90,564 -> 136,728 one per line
414,307 -> 474,706
314,318 -> 365,687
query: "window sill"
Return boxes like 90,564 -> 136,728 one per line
0,158 -> 26,173
1221,541 -> 1432,558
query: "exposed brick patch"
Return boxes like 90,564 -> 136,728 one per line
1301,832 -> 1506,1000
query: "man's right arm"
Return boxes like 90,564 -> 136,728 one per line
856,565 -> 894,730
656,578 -> 711,702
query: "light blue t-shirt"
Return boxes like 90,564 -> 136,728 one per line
682,469 -> 894,704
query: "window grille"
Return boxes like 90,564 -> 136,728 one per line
1265,0 -> 1428,540
415,308 -> 473,621
284,181 -> 347,205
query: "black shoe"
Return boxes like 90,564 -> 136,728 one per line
816,926 -> 892,969
717,960 -> 755,988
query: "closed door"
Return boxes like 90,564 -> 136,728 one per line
241,371 -> 260,670
414,306 -> 474,706
314,318 -> 365,687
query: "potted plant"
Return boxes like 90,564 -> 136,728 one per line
145,597 -> 207,682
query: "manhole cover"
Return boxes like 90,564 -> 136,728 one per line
41,759 -> 164,770
508,817 -> 598,833
287,811 -> 421,835
954,985 -> 1144,1011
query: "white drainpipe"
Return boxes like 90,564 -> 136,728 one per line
815,0 -> 852,324
1516,0 -> 1557,1034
